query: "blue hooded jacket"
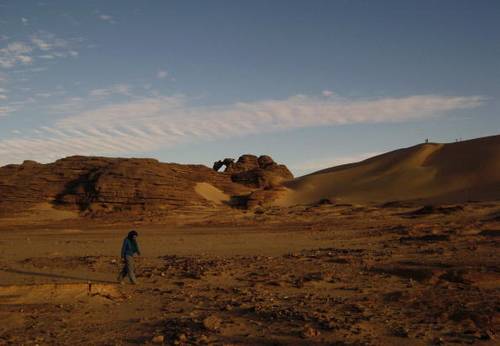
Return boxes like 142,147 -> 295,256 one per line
121,231 -> 140,258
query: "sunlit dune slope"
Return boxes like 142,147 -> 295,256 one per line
277,135 -> 500,205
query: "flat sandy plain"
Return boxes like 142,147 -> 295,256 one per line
0,202 -> 499,345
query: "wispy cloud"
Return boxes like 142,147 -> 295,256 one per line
157,70 -> 168,79
48,96 -> 84,115
0,92 -> 484,165
0,105 -> 15,117
89,84 -> 131,97
0,84 -> 7,101
98,14 -> 116,24
0,31 -> 79,69
0,42 -> 33,68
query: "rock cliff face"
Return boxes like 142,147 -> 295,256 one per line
0,156 -> 253,217
213,154 -> 293,188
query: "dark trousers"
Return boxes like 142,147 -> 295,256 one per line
118,255 -> 137,283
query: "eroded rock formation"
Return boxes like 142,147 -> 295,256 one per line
212,158 -> 235,172
0,156 -> 251,217
213,154 -> 293,188
0,154 -> 293,219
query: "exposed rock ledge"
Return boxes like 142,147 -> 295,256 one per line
0,154 -> 293,218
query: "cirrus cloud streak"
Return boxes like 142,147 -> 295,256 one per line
0,93 -> 484,166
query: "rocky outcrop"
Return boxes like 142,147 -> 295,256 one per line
0,154 -> 293,219
213,154 -> 293,188
225,155 -> 260,173
213,158 -> 235,172
0,156 -> 251,217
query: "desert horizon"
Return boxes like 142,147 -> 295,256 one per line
1,1 -> 499,345
1,133 -> 499,345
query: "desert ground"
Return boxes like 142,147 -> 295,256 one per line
1,201 -> 499,345
1,136 -> 499,345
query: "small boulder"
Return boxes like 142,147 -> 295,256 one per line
152,335 -> 165,344
391,325 -> 409,337
301,325 -> 320,338
203,315 -> 222,331
196,334 -> 209,343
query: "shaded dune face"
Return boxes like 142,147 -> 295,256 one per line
278,135 -> 500,206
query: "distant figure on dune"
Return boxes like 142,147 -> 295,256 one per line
117,230 -> 141,284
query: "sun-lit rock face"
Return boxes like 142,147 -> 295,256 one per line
0,156 -> 252,217
0,154 -> 294,218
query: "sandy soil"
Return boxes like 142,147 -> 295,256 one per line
0,202 -> 499,345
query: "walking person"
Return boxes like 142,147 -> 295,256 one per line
117,230 -> 141,284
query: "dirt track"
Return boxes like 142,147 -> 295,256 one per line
0,202 -> 499,345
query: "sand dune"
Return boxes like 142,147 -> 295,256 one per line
194,182 -> 230,204
277,134 -> 500,205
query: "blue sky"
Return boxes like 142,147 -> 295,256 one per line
0,0 -> 499,175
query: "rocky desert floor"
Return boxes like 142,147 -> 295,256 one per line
0,202 -> 499,345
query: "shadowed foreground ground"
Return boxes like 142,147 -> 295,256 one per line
0,202 -> 499,345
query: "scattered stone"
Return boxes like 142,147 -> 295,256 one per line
203,315 -> 222,331
152,335 -> 165,344
483,329 -> 496,340
175,333 -> 187,343
431,336 -> 445,345
196,334 -> 209,343
254,207 -> 265,215
391,325 -> 409,337
301,325 -> 320,338
439,269 -> 470,284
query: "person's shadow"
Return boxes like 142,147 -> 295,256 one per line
0,268 -> 116,284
